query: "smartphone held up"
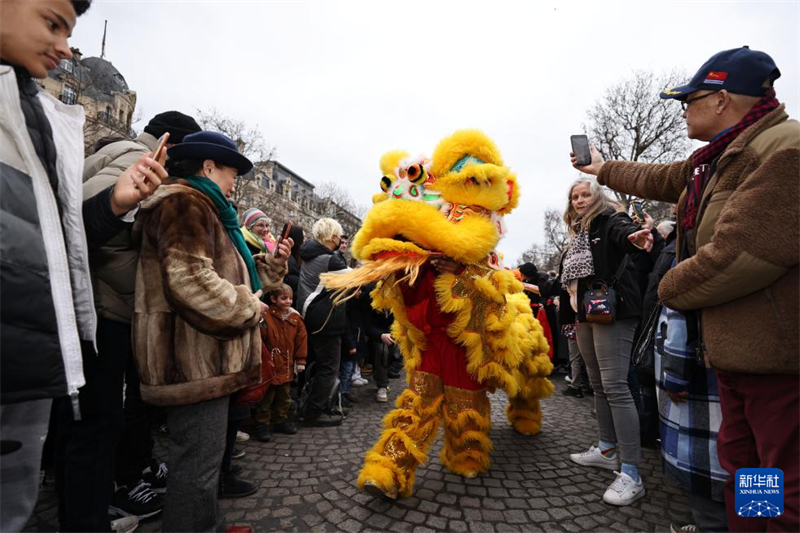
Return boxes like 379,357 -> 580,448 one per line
152,132 -> 170,163
274,221 -> 293,257
631,202 -> 646,225
570,135 -> 592,166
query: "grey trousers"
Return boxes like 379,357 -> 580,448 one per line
162,396 -> 229,533
0,398 -> 52,533
567,338 -> 589,391
576,319 -> 642,466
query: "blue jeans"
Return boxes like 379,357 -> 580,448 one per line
340,359 -> 356,395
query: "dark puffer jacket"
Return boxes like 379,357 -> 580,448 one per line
296,240 -> 348,336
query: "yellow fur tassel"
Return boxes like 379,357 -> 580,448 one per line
443,407 -> 492,434
321,254 -> 428,301
447,429 -> 495,452
358,387 -> 445,499
439,399 -> 493,478
440,447 -> 492,477
358,453 -> 405,498
506,397 -> 544,436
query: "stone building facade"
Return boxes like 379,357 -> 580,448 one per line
239,160 -> 362,240
37,48 -> 136,152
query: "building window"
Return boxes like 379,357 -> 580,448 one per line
61,85 -> 77,105
59,59 -> 73,73
104,106 -> 111,123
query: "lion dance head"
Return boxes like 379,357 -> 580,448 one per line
327,129 -> 520,289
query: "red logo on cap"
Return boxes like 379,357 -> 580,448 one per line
706,71 -> 729,80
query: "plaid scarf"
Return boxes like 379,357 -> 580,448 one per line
681,90 -> 780,230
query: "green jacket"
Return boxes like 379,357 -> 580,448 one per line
82,132 -> 158,323
598,105 -> 799,375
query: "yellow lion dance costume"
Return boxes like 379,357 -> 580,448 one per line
322,130 -> 553,500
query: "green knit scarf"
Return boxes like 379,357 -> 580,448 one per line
183,176 -> 261,293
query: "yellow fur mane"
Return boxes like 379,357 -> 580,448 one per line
321,129 -> 553,402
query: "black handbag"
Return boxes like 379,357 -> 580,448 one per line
582,256 -> 629,325
632,302 -> 661,371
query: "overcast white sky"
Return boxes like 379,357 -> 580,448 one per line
68,1 -> 800,264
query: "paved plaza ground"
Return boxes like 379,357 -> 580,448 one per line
25,372 -> 692,532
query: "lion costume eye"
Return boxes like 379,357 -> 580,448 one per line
406,164 -> 425,184
380,176 -> 393,193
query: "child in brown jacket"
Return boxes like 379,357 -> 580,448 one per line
253,284 -> 308,441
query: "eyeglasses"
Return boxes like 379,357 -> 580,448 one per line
680,91 -> 719,111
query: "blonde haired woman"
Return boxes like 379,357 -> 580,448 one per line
296,218 -> 349,427
561,177 -> 653,506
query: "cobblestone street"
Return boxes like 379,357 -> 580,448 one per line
25,373 -> 692,532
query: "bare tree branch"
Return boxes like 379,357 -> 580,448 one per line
196,108 -> 278,206
520,69 -> 692,267
583,68 -> 693,208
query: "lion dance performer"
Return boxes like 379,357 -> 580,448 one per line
321,130 -> 554,500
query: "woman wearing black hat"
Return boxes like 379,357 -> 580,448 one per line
132,131 -> 292,532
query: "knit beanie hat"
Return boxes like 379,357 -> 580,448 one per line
518,262 -> 538,280
242,208 -> 269,230
144,111 -> 202,144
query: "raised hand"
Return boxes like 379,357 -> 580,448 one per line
110,152 -> 167,215
570,145 -> 605,176
628,228 -> 654,252
273,237 -> 294,266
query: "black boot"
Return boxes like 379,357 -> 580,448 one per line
272,421 -> 298,435
254,423 -> 271,442
219,472 -> 258,499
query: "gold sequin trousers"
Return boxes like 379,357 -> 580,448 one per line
357,371 -> 492,499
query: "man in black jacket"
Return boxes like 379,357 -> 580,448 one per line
0,2 -> 166,530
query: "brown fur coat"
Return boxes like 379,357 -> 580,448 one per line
598,106 -> 799,375
133,182 -> 287,406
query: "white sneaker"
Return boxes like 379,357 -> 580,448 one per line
376,387 -> 388,403
603,471 -> 645,506
352,378 -> 368,387
235,430 -> 250,443
569,445 -> 620,470
111,515 -> 139,533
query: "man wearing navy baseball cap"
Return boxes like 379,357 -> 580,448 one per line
572,46 -> 799,533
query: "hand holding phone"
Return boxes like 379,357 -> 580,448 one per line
274,221 -> 293,258
570,135 -> 592,166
